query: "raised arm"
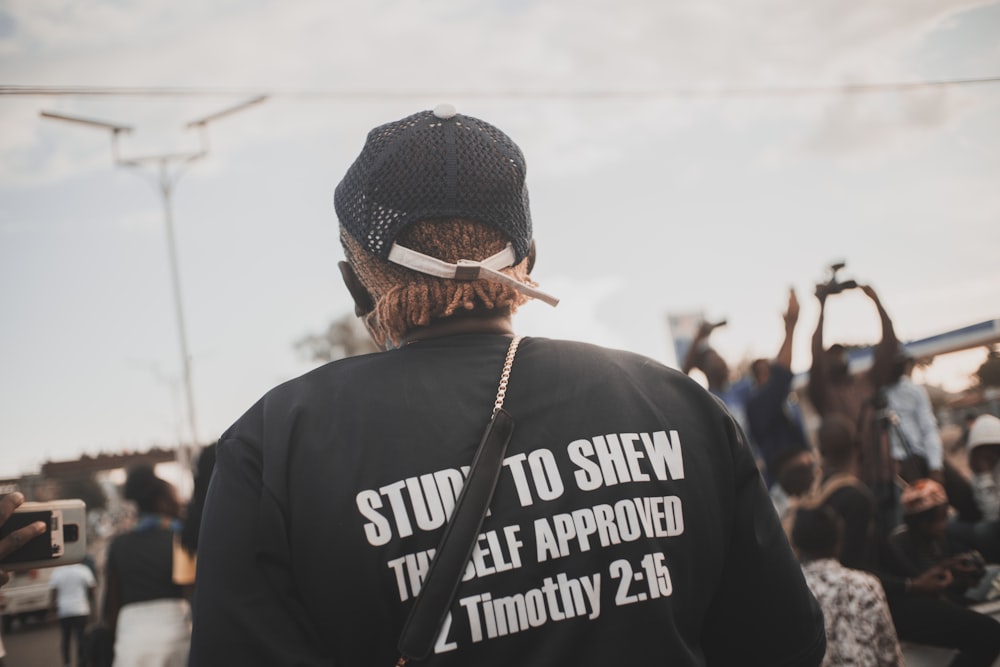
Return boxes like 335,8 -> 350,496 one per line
775,288 -> 799,371
861,285 -> 899,388
681,321 -> 714,375
807,291 -> 829,414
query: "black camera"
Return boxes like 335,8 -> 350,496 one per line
816,262 -> 858,297
956,551 -> 985,571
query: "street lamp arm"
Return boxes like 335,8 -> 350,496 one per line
41,110 -> 134,163
184,95 -> 268,128
39,110 -> 133,133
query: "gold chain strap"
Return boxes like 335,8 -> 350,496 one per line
492,336 -> 523,417
396,335 -> 523,667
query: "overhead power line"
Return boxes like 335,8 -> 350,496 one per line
2,77 -> 1000,101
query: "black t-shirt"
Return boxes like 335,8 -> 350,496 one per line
106,527 -> 183,606
190,335 -> 825,666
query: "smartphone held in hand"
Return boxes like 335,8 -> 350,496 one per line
0,499 -> 87,571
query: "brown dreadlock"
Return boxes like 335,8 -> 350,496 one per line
341,218 -> 536,347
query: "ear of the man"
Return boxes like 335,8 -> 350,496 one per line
338,261 -> 375,317
527,239 -> 537,274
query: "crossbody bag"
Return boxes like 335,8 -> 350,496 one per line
394,335 -> 523,666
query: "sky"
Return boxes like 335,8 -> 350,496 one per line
1,0 -> 999,480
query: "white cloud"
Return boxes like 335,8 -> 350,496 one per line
3,0 -> 993,185
802,85 -> 979,160
3,0 -> 990,88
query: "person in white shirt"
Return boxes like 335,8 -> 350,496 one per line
968,415 -> 1000,521
49,562 -> 96,667
883,351 -> 944,483
950,414 -> 1000,563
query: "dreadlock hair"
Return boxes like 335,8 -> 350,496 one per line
341,218 -> 535,347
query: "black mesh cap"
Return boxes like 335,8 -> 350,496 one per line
334,106 -> 533,263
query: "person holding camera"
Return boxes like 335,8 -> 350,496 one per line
685,288 -> 811,492
0,492 -> 46,588
807,280 -> 899,538
881,478 -> 1000,666
188,106 -> 826,666
680,319 -> 755,446
678,296 -> 797,480
0,492 -> 47,667
885,479 -> 989,603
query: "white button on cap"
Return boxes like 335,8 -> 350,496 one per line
433,103 -> 457,119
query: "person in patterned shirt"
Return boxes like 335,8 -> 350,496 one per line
792,505 -> 904,667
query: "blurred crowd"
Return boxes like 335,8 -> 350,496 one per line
683,282 -> 1000,667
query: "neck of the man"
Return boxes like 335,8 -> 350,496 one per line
400,310 -> 515,345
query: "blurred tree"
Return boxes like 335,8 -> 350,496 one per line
58,474 -> 108,511
295,313 -> 379,363
975,345 -> 1000,387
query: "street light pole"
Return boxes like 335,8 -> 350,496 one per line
41,96 -> 266,486
158,158 -> 199,461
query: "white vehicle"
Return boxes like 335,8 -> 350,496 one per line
0,567 -> 52,632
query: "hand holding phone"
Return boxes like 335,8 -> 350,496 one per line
0,497 -> 87,574
0,492 -> 47,585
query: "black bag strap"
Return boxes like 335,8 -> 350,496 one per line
395,336 -> 522,665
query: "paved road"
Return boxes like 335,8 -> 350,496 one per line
2,616 -> 65,667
